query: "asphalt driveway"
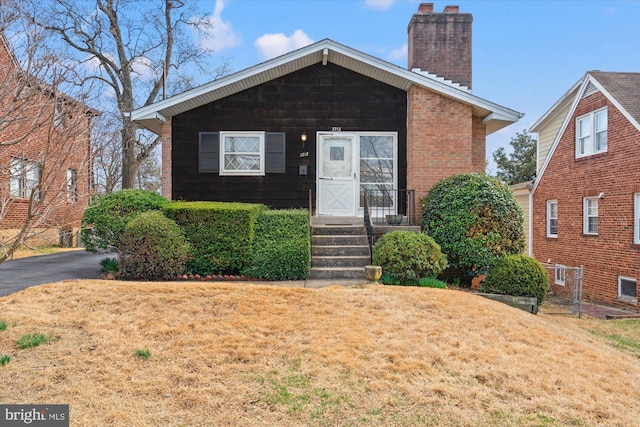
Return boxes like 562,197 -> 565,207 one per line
0,250 -> 108,297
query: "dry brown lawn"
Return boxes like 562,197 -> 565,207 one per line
1,280 -> 639,426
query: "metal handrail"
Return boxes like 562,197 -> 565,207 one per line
363,188 -> 416,226
363,191 -> 374,264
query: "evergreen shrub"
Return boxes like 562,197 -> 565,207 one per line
118,211 -> 189,280
243,209 -> 310,280
164,201 -> 265,275
373,231 -> 447,285
481,254 -> 549,306
81,189 -> 167,252
421,173 -> 525,287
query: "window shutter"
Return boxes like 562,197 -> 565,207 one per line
199,132 -> 219,173
265,132 -> 286,173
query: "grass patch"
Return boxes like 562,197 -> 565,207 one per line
588,320 -> 640,359
134,349 -> 152,360
0,320 -> 8,331
0,281 -> 639,425
16,333 -> 53,349
99,257 -> 119,273
0,355 -> 10,366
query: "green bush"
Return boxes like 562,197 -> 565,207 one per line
379,273 -> 447,288
81,189 -> 167,252
118,211 -> 189,280
421,173 -> 525,287
242,209 -> 311,280
481,254 -> 549,306
373,231 -> 448,285
164,201 -> 265,275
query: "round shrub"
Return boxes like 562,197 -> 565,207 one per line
372,230 -> 448,285
421,173 -> 525,287
81,189 -> 167,252
118,211 -> 189,280
481,254 -> 549,306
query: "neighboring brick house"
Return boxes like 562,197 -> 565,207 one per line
131,3 -> 522,222
0,33 -> 95,249
530,71 -> 640,310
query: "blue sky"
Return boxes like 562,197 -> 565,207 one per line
197,0 -> 640,170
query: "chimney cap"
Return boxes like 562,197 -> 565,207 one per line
418,3 -> 434,13
443,5 -> 460,13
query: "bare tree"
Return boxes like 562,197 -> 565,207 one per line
0,5 -> 96,263
29,0 -> 229,189
91,112 -> 123,194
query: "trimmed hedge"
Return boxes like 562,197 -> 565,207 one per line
373,230 -> 448,285
81,189 -> 167,252
242,209 -> 311,280
481,254 -> 550,306
118,211 -> 189,280
164,201 -> 265,275
421,173 -> 525,286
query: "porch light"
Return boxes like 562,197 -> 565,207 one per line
300,132 -> 307,143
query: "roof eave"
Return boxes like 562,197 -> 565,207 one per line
131,39 -> 523,135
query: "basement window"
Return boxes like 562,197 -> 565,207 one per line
618,276 -> 637,303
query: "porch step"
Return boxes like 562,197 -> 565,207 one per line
309,218 -> 371,280
312,245 -> 370,257
312,235 -> 369,246
309,267 -> 366,280
312,255 -> 371,268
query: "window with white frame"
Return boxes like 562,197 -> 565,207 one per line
618,276 -> 637,302
67,168 -> 78,202
219,131 -> 265,176
635,193 -> 640,245
576,108 -> 607,158
583,197 -> 599,235
554,264 -> 566,286
547,200 -> 558,237
9,156 -> 41,199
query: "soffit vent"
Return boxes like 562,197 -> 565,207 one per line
582,81 -> 599,99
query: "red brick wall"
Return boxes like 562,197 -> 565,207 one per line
533,91 -> 640,310
407,85 -> 483,217
161,117 -> 172,199
0,36 -> 92,239
408,8 -> 473,89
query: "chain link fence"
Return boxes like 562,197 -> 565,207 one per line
540,264 -> 584,317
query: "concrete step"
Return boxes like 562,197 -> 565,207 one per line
312,255 -> 371,268
309,266 -> 367,280
312,245 -> 370,257
311,225 -> 366,235
311,235 -> 369,246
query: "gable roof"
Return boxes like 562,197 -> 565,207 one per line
130,39 -> 522,135
531,71 -> 640,191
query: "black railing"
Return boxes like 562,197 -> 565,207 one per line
363,191 -> 374,264
362,188 -> 416,226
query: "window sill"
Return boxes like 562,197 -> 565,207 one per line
617,296 -> 638,305
582,233 -> 599,237
546,235 -> 558,239
575,151 -> 608,161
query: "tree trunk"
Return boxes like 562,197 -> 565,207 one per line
121,121 -> 138,189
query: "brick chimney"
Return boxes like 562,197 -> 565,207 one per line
408,3 -> 472,89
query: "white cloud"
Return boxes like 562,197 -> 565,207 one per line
364,0 -> 396,11
195,0 -> 241,52
387,44 -> 408,61
254,30 -> 314,61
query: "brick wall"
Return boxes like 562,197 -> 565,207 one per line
407,5 -> 473,89
161,117 -> 172,199
407,85 -> 482,217
533,91 -> 640,310
0,36 -> 92,246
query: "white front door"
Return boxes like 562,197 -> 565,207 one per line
318,134 -> 356,216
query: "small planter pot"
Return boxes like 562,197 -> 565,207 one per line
385,214 -> 403,225
364,265 -> 383,283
